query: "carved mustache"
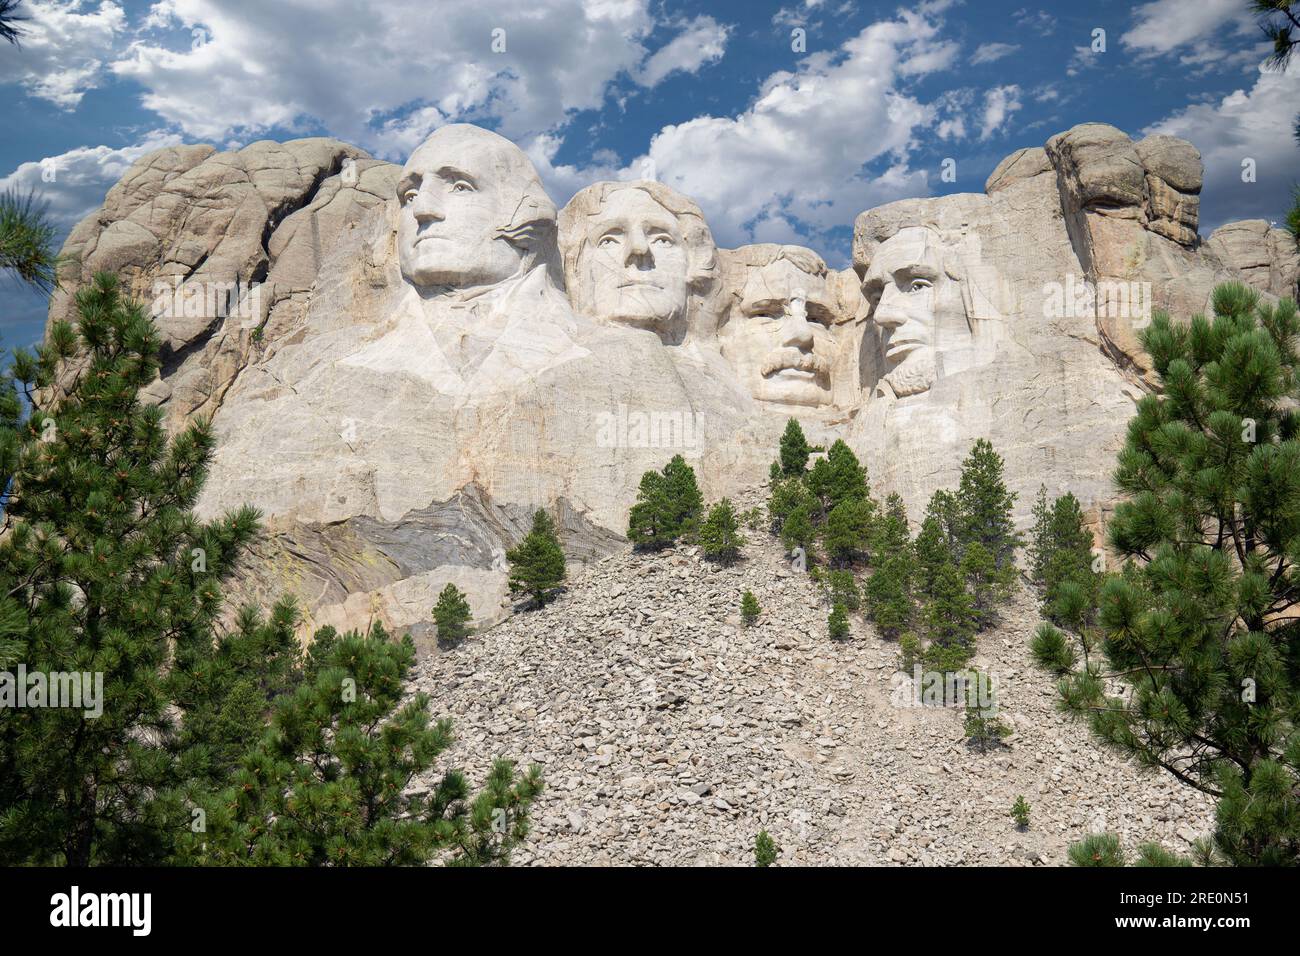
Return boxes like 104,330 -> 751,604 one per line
761,349 -> 829,378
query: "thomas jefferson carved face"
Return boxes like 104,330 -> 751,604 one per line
397,125 -> 555,292
559,181 -> 717,345
862,227 -> 967,397
719,248 -> 836,408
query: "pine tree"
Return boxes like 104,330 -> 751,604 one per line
1,0 -> 31,46
1067,834 -> 1126,867
869,493 -> 910,559
954,438 -> 1019,602
826,569 -> 861,612
0,187 -> 58,294
1041,492 -> 1096,610
768,476 -> 814,535
921,558 -> 977,670
0,273 -> 544,867
1027,483 -> 1052,584
661,454 -> 704,539
179,623 -> 543,866
627,469 -> 669,548
1029,622 -> 1077,674
506,509 -> 566,607
627,455 -> 703,549
806,455 -> 834,518
828,602 -> 850,641
699,498 -> 745,564
433,582 -> 473,646
962,670 -> 1009,753
959,540 -> 999,630
172,600 -> 304,789
1055,283 -> 1300,865
0,274 -> 266,865
925,488 -> 963,551
741,590 -> 760,626
912,513 -> 947,597
823,497 -> 871,566
778,417 -> 810,476
1011,795 -> 1030,829
780,503 -> 815,557
866,552 -> 914,639
754,829 -> 779,867
825,439 -> 870,509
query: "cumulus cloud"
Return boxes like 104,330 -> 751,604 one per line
1121,0 -> 1270,74
536,9 -> 957,250
0,129 -> 182,346
970,42 -> 1019,65
0,0 -> 127,108
0,129 -> 183,232
1120,0 -> 1254,57
1142,66 -> 1300,231
635,15 -> 729,88
109,0 -> 657,152
979,85 -> 1021,140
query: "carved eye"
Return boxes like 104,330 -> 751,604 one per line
907,278 -> 933,294
598,235 -> 620,248
451,180 -> 474,193
651,235 -> 674,247
401,188 -> 419,204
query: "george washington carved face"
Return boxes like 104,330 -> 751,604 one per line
397,124 -> 556,293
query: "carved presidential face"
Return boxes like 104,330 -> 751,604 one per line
579,188 -> 691,332
862,227 -> 967,397
397,127 -> 538,290
720,255 -> 836,407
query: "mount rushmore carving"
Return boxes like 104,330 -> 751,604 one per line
45,121 -> 1300,646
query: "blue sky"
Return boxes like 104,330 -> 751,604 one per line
2,0 -> 1297,350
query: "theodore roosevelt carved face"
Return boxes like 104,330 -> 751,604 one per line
719,245 -> 837,408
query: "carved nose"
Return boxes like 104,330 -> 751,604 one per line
624,228 -> 651,265
780,310 -> 814,350
411,186 -> 445,225
873,286 -> 906,329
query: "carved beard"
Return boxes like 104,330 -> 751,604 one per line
883,347 -> 936,397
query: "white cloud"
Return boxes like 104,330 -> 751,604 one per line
1120,0 -> 1270,75
0,129 -> 183,346
536,9 -> 956,250
1012,8 -> 1056,36
0,0 -> 127,108
1120,0 -> 1253,56
0,130 -> 183,232
979,84 -> 1022,140
1066,44 -> 1101,77
635,15 -> 729,87
1142,66 -> 1300,231
970,42 -> 1019,65
110,0 -> 658,152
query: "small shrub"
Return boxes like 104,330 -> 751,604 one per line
754,830 -> 779,867
741,591 -> 760,626
1068,833 -> 1126,867
828,602 -> 850,641
1011,795 -> 1030,829
432,582 -> 473,646
1030,622 -> 1076,674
